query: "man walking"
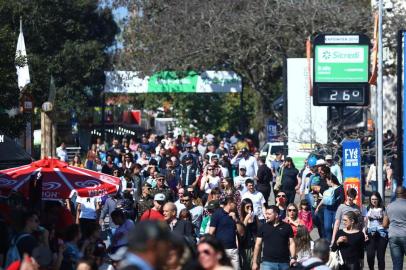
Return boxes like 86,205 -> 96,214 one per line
163,202 -> 194,239
242,179 -> 267,223
252,205 -> 296,270
386,186 -> 406,270
256,156 -> 273,205
209,196 -> 244,270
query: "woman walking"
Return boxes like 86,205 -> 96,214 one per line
239,198 -> 258,269
364,192 -> 389,270
331,211 -> 365,270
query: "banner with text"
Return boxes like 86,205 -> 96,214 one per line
104,71 -> 242,93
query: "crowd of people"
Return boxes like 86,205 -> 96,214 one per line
1,131 -> 406,270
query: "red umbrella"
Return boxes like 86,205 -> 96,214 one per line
0,157 -> 120,200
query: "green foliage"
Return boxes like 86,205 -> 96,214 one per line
0,0 -> 118,137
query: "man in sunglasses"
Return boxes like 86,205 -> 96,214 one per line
134,183 -> 153,221
181,191 -> 203,237
151,174 -> 174,202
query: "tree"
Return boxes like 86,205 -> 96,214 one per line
0,0 -> 118,137
117,0 -> 373,121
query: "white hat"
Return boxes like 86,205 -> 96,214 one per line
325,155 -> 333,160
316,159 -> 327,166
154,193 -> 166,201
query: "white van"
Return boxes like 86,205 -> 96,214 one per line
259,141 -> 285,163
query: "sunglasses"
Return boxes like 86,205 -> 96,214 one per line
198,249 -> 212,256
207,168 -> 214,171
277,194 -> 286,198
288,209 -> 297,212
181,199 -> 190,203
157,178 -> 164,181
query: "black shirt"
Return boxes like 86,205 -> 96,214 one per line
331,230 -> 365,263
257,164 -> 272,187
210,208 -> 237,249
281,167 -> 299,191
258,221 -> 293,263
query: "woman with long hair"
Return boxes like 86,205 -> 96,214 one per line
295,225 -> 312,261
284,203 -> 304,236
197,235 -> 233,270
220,177 -> 241,212
331,211 -> 365,270
239,198 -> 258,270
280,157 -> 299,204
315,171 -> 344,242
364,192 -> 388,270
70,154 -> 83,168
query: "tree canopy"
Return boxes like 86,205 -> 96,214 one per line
0,0 -> 118,137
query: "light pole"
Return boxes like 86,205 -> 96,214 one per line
377,0 -> 384,197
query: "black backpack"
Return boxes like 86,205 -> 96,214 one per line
289,261 -> 325,270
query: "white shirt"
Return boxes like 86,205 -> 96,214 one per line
234,175 -> 250,194
77,197 -> 98,219
56,146 -> 68,162
242,190 -> 266,220
175,199 -> 186,217
232,155 -> 258,177
201,176 -> 220,194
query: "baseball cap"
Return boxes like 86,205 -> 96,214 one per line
154,193 -> 166,201
325,155 -> 333,160
206,200 -> 220,210
241,147 -> 248,153
142,182 -> 152,188
316,159 -> 327,166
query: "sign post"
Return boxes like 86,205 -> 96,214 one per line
342,139 -> 362,207
313,34 -> 370,106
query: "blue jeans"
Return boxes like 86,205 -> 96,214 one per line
261,261 -> 289,270
389,236 -> 406,270
370,181 -> 378,192
324,208 -> 336,242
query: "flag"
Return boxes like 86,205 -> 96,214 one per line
369,13 -> 379,85
16,17 -> 30,90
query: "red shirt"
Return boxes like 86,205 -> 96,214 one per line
140,209 -> 165,221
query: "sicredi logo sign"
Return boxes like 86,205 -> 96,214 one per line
317,47 -> 364,63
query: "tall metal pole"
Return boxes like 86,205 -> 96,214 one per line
396,30 -> 404,187
377,0 -> 384,197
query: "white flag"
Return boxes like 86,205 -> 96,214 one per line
16,18 -> 30,90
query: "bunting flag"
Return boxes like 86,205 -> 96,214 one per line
369,13 -> 379,85
16,18 -> 30,90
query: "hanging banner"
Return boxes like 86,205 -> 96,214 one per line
104,71 -> 242,93
342,139 -> 361,180
342,139 -> 362,207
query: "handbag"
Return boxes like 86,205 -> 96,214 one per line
274,167 -> 284,191
327,250 -> 344,270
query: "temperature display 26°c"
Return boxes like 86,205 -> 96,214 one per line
316,86 -> 366,105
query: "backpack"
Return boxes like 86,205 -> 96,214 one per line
290,260 -> 325,270
5,233 -> 29,267
322,187 -> 337,206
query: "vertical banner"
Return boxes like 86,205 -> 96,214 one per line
266,119 -> 278,142
342,139 -> 362,207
